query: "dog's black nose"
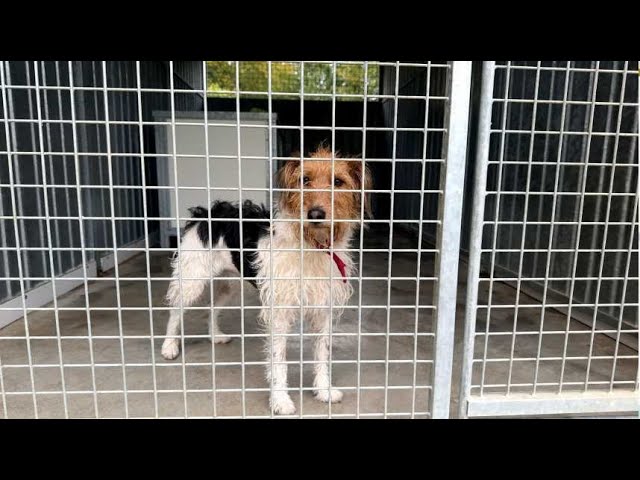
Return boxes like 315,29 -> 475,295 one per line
308,207 -> 326,220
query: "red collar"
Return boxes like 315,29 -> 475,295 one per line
313,241 -> 347,283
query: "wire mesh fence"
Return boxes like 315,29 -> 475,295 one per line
206,61 -> 380,99
0,61 -> 469,418
1,60 -> 637,419
460,61 -> 639,418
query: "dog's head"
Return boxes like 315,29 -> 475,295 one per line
277,145 -> 373,246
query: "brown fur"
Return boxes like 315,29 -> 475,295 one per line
277,145 -> 373,245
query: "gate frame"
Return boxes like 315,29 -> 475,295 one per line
431,61 -> 472,418
458,61 -> 640,419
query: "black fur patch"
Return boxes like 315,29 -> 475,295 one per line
185,200 -> 270,286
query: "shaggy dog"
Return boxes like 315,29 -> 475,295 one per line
161,146 -> 372,414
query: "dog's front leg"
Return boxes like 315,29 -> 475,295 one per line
310,311 -> 343,404
264,311 -> 296,415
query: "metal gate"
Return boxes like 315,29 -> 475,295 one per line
460,61 -> 639,417
2,61 -> 637,418
0,61 -> 472,418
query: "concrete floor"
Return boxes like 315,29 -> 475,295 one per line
1,227 -> 637,418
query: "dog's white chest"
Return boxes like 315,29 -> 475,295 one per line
254,236 -> 354,308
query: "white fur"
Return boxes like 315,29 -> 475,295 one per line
161,230 -> 236,359
161,215 -> 355,415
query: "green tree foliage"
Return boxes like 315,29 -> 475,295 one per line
206,62 -> 379,99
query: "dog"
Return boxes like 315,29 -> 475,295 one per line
161,145 -> 372,415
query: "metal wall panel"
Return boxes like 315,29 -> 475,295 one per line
0,61 -> 203,303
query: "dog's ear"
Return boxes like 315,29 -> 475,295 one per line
276,159 -> 300,189
349,160 -> 373,219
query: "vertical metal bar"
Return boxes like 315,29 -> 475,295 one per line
93,62 -> 108,252
116,63 -> 125,238
123,63 -> 137,241
23,62 -> 47,288
268,60 -> 277,419
532,62 -> 557,279
609,193 -> 638,390
0,149 -> 10,296
356,61 -> 369,418
111,63 -> 122,248
55,61 -> 77,269
135,61 -> 159,417
117,62 -> 128,245
383,62 -> 400,417
558,62 -> 600,392
609,109 -> 638,325
552,66 -> 575,295
202,61 -> 218,417
74,63 -> 96,262
33,61 -> 70,418
0,62 -> 11,292
234,62 -> 247,417
296,62 -> 305,418
563,61 -> 596,295
505,62 -> 541,394
76,60 -> 90,248
41,63 -> 63,276
120,62 -> 131,245
167,61 -> 188,417
583,62 -> 619,306
431,61 -> 471,419
458,61 -> 495,419
532,62 -> 572,395
480,62 -> 512,396
328,61 -> 337,419
411,61 -> 431,417
101,60 -> 129,417
584,61 -> 630,390
0,59 -> 10,299
508,70 -> 527,272
68,61 -> 100,417
6,62 -> 35,290
121,62 -> 134,244
1,61 -> 38,417
125,63 -> 140,239
0,353 -> 6,418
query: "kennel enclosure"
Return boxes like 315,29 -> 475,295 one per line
0,61 -> 637,418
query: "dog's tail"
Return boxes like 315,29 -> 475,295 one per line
187,205 -> 209,218
184,206 -> 209,231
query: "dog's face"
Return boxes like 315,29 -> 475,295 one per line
277,146 -> 372,245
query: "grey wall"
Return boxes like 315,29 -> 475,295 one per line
380,61 -> 638,329
484,61 -> 638,328
0,61 -> 203,303
379,63 -> 449,241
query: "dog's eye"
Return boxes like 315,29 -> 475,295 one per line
334,178 -> 344,187
303,176 -> 310,186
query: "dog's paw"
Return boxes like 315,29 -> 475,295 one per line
314,388 -> 344,404
212,334 -> 232,345
271,393 -> 296,415
161,339 -> 180,360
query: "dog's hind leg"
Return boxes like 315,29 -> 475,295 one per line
161,271 -> 208,360
208,279 -> 234,344
161,233 -> 219,360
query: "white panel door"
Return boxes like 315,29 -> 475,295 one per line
155,112 -> 276,246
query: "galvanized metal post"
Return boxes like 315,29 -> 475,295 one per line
458,61 -> 495,419
432,61 -> 472,418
